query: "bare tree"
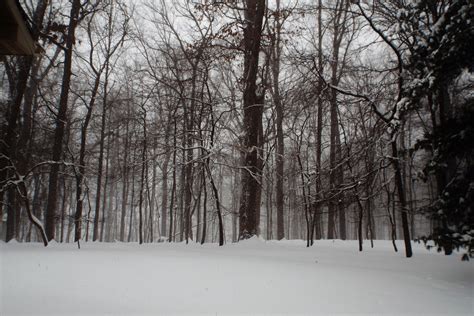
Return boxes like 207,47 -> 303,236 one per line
44,0 -> 82,241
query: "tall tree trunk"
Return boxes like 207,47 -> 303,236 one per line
74,73 -> 101,242
93,99 -> 106,241
239,0 -> 266,240
336,124 -> 346,240
93,20 -> 116,240
327,85 -> 338,240
161,153 -> 169,239
269,0 -> 285,241
327,0 -> 350,241
44,0 -> 81,241
169,121 -> 178,242
312,0 -> 324,243
119,112 -> 130,241
138,110 -> 148,245
100,126 -> 112,242
149,140 -> 157,242
184,66 -> 198,244
327,61 -> 339,240
178,121 -> 186,242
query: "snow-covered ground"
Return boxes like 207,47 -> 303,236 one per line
1,239 -> 472,315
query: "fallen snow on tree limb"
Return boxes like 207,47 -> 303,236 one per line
1,239 -> 472,315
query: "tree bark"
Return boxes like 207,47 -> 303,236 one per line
238,0 -> 266,240
44,0 -> 81,241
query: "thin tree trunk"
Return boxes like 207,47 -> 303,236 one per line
328,58 -> 339,240
149,140 -> 157,242
231,170 -> 238,242
128,163 -> 136,243
93,103 -> 107,241
60,177 -> 67,242
119,115 -> 130,241
138,110 -> 147,244
195,170 -> 202,243
161,152 -> 169,240
74,71 -> 101,242
169,121 -> 177,242
205,164 -> 224,246
200,173 -> 208,244
178,130 -> 186,242
269,0 -> 285,241
100,126 -> 111,242
266,164 -> 273,240
327,83 -> 338,239
105,174 -> 115,242
391,139 -> 412,257
336,126 -> 346,240
312,0 -> 324,243
384,169 -> 398,252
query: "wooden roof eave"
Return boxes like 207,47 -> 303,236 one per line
0,0 -> 36,55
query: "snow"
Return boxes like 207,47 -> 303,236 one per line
1,240 -> 473,315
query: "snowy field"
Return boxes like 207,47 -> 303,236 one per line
1,239 -> 473,315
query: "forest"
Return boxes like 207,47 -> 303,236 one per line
1,0 -> 473,259
2,1 -> 474,314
